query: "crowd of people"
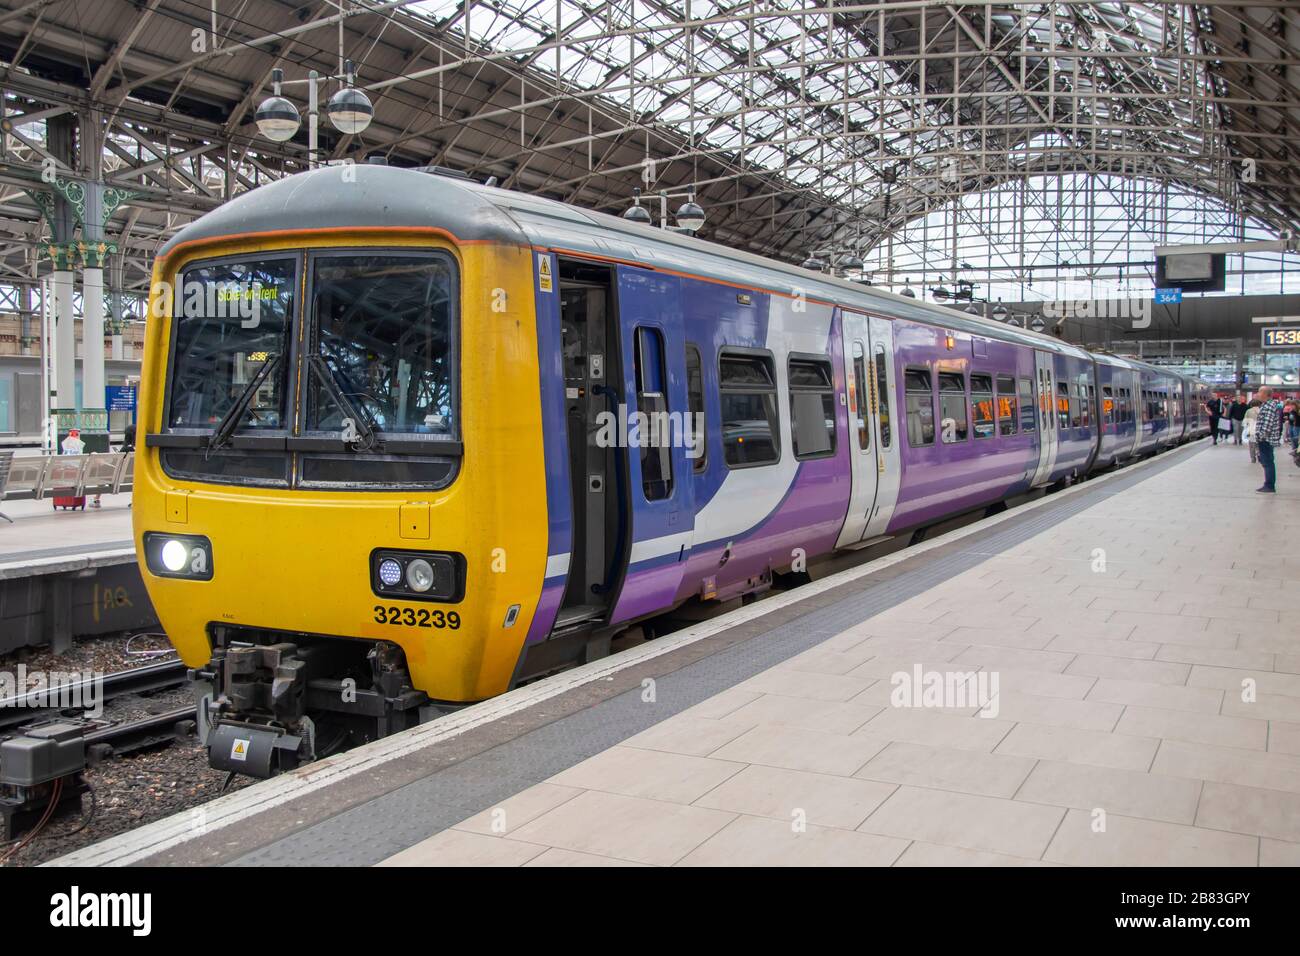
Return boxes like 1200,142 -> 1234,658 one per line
1207,388 -> 1297,493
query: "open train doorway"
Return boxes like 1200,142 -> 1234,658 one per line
556,259 -> 625,629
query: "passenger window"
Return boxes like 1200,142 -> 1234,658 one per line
851,342 -> 870,452
971,374 -> 995,439
1057,381 -> 1071,429
997,374 -> 1017,436
685,343 -> 706,473
905,367 -> 935,446
939,371 -> 968,443
1018,377 -> 1036,432
789,357 -> 836,460
719,351 -> 779,467
873,344 -> 892,448
1069,382 -> 1082,428
635,327 -> 672,501
1103,385 -> 1114,424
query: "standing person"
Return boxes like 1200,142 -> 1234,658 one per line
1229,393 -> 1248,445
1253,387 -> 1283,493
1243,400 -> 1261,464
1205,394 -> 1224,444
1284,400 -> 1300,455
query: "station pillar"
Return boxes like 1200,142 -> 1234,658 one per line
79,253 -> 110,452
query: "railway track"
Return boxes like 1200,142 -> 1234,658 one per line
0,658 -> 188,733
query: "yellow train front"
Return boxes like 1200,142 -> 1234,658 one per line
135,165 -> 548,776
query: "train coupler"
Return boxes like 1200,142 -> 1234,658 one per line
198,631 -> 428,777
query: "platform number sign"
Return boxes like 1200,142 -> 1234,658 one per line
1262,326 -> 1300,349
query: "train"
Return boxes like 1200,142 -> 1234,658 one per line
135,164 -> 1211,776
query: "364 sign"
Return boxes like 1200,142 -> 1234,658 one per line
1261,326 -> 1300,349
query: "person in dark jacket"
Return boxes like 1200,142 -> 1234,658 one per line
1228,394 -> 1248,445
1205,395 -> 1224,444
1284,401 -> 1300,454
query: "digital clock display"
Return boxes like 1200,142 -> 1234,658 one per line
1262,326 -> 1300,349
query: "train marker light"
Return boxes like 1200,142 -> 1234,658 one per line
378,559 -> 403,588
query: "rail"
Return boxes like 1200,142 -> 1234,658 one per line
0,450 -> 134,503
0,659 -> 187,733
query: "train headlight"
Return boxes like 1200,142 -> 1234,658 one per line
143,532 -> 214,581
161,539 -> 188,572
370,550 -> 462,602
406,559 -> 435,593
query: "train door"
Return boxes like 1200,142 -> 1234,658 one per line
1128,370 -> 1145,456
556,260 -> 624,628
607,268 -> 695,626
862,315 -> 902,540
835,311 -> 900,547
1029,350 -> 1058,486
836,310 -> 877,547
1084,360 -> 1103,471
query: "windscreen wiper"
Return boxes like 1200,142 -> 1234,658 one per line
205,354 -> 281,459
309,354 -> 377,451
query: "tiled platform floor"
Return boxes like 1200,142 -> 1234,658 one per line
383,442 -> 1300,866
0,493 -> 132,562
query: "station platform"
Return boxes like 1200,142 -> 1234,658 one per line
0,494 -> 134,577
50,439 -> 1300,868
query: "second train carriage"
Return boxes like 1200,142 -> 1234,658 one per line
134,165 -> 1211,775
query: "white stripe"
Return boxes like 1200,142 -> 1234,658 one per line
44,439 -> 1203,868
0,548 -> 136,582
628,531 -> 692,565
544,552 -> 570,579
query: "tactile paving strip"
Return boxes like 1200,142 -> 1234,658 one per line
228,450 -> 1198,866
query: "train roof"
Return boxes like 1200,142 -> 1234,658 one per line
162,165 -> 1112,364
1090,350 -> 1212,388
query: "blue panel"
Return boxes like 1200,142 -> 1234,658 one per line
533,253 -> 572,571
680,278 -> 771,511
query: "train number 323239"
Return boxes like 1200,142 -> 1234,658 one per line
373,605 -> 462,629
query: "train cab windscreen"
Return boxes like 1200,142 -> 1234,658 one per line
167,255 -> 296,432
